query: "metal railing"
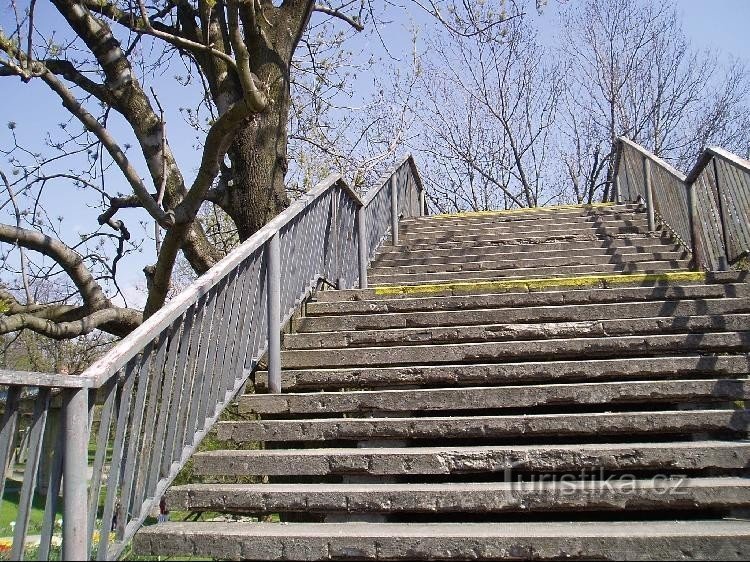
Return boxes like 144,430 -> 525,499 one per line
0,155 -> 424,560
612,137 -> 750,271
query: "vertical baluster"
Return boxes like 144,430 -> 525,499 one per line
178,294 -> 210,457
234,256 -> 262,379
713,158 -> 731,270
132,331 -> 169,519
116,343 -> 153,541
209,269 -> 241,414
62,386 -> 89,561
266,232 -> 282,394
86,377 -> 117,549
96,359 -> 137,560
197,278 -> 231,429
12,387 -> 50,561
37,410 -> 64,561
643,157 -> 656,231
356,204 -> 368,289
222,260 -> 253,398
0,386 -> 21,504
147,317 -> 184,500
163,305 -> 196,476
244,258 -> 268,375
686,181 -> 705,271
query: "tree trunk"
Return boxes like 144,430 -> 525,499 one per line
226,97 -> 291,241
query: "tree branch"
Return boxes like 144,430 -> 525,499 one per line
0,307 -> 142,339
313,4 -> 364,31
0,222 -> 109,310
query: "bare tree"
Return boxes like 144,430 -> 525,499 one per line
411,10 -> 563,212
0,0 -> 518,348
560,0 -> 750,201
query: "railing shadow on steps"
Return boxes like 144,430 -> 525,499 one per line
612,136 -> 750,271
0,155 -> 424,560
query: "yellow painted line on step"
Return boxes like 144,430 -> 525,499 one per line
373,271 -> 707,296
429,202 -> 617,220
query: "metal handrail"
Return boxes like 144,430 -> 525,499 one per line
613,137 -> 750,271
0,155 -> 424,560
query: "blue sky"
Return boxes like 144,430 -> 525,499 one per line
0,0 -> 748,307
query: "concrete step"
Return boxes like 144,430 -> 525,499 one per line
134,519 -> 750,561
192,440 -> 750,477
400,203 -> 641,228
316,271 -> 746,303
370,251 -> 688,278
373,235 -> 681,265
216,409 -> 749,443
309,277 -> 749,311
298,297 -> 750,333
256,354 -> 750,392
280,331 -> 750,370
395,223 -> 649,247
397,216 -> 649,241
165,477 -> 750,515
240,379 -> 750,415
369,262 -> 689,287
381,232 -> 670,256
287,312 -> 750,350
399,210 -> 645,234
373,242 -> 685,270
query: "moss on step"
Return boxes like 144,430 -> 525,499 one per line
373,270 -> 707,296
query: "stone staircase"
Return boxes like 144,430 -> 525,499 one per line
134,203 -> 750,560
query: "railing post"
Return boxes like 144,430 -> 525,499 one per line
686,182 -> 705,271
266,232 -> 281,393
713,158 -> 731,271
419,188 -> 426,217
610,143 -> 622,204
356,205 -> 368,289
62,387 -> 89,561
390,175 -> 399,246
643,157 -> 656,231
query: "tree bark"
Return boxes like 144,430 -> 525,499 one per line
227,99 -> 291,240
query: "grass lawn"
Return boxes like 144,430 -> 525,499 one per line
0,479 -> 64,538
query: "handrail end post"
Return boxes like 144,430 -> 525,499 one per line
62,387 -> 89,561
419,188 -> 426,217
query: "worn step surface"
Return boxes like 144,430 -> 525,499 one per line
193,441 -> 750,477
369,251 -> 688,279
134,520 -> 750,561
285,313 -> 750,350
217,409 -> 749,443
166,478 -> 750,514
314,271 -> 747,303
256,354 -> 750,391
241,379 -> 750,415
298,297 -> 750,333
398,203 -> 641,227
373,236 -> 681,266
394,221 -> 650,247
369,261 -> 687,286
280,331 -> 750,369
308,277 -> 750,312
